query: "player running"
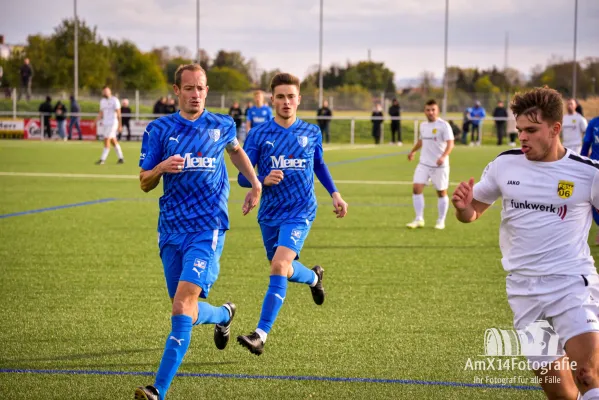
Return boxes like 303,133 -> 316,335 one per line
453,87 -> 599,400
134,64 -> 261,400
236,72 -> 348,356
406,99 -> 455,230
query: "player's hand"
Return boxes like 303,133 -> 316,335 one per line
118,126 -> 123,133
452,178 -> 475,210
264,170 -> 284,186
407,152 -> 415,161
436,156 -> 446,166
160,155 -> 185,174
332,192 -> 348,218
242,183 -> 262,216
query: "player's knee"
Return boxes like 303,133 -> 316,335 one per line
575,363 -> 599,389
437,190 -> 447,197
270,259 -> 291,276
171,297 -> 197,317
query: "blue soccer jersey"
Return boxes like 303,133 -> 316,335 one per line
140,110 -> 238,233
243,118 -> 323,224
582,117 -> 599,160
247,105 -> 273,128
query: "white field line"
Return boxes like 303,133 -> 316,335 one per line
0,171 -> 461,185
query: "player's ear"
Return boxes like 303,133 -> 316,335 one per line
172,84 -> 180,96
205,85 -> 209,94
297,94 -> 301,106
551,122 -> 561,137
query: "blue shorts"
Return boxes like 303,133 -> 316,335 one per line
260,220 -> 312,261
158,230 -> 226,299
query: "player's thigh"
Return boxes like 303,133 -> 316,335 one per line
103,124 -> 117,140
431,167 -> 450,192
180,230 -> 226,299
159,235 -> 184,299
275,221 -> 313,261
259,223 -> 280,261
413,164 -> 431,186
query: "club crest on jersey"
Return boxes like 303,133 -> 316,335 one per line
557,180 -> 574,199
297,136 -> 308,147
432,128 -> 438,134
194,258 -> 207,269
208,129 -> 220,142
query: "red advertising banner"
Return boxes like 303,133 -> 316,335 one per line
24,118 -> 98,140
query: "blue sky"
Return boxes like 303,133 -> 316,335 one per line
2,0 -> 598,84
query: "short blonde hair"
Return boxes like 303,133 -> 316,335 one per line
174,64 -> 206,88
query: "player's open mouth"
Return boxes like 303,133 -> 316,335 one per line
521,145 -> 530,154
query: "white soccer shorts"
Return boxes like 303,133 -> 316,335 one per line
101,123 -> 118,139
506,273 -> 599,364
413,163 -> 449,191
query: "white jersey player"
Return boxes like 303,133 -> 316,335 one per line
406,99 -> 455,230
562,98 -> 588,154
452,87 -> 599,400
95,86 -> 124,165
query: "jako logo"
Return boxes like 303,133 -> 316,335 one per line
182,153 -> 216,169
507,180 -> 520,185
510,199 -> 567,220
270,155 -> 307,169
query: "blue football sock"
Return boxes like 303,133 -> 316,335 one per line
288,261 -> 317,286
256,275 -> 288,334
154,315 -> 193,400
193,302 -> 230,326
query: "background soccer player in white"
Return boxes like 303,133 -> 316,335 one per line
452,87 -> 599,400
562,98 -> 588,154
95,86 -> 124,165
406,99 -> 455,230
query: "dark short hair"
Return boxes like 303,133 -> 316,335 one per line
174,64 -> 206,88
510,86 -> 563,125
270,73 -> 300,92
425,99 -> 437,106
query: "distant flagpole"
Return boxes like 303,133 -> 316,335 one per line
318,0 -> 324,108
196,0 -> 200,63
442,0 -> 449,117
572,0 -> 578,98
74,0 -> 78,99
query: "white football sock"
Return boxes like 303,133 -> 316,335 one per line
437,196 -> 449,223
255,328 -> 267,343
114,143 -> 124,159
413,194 -> 424,221
100,148 -> 110,161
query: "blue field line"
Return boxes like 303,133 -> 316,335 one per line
0,198 -> 117,219
0,368 -> 540,391
328,150 -> 409,166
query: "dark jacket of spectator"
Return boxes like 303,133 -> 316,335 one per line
69,96 -> 80,117
229,105 -> 243,128
39,97 -> 53,117
316,106 -> 332,129
20,62 -> 33,85
121,106 -> 132,125
388,103 -> 401,126
492,105 -> 508,121
54,101 -> 67,121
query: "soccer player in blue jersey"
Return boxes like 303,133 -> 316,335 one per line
245,90 -> 273,133
134,64 -> 262,400
236,72 -> 348,355
582,116 -> 599,245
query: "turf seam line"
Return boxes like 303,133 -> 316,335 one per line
0,198 -> 117,219
0,368 -> 541,391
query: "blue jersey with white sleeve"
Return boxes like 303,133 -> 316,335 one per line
140,110 -> 238,234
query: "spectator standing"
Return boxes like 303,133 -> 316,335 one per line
468,101 -> 486,146
54,100 -> 67,141
492,100 -> 508,146
388,98 -> 402,145
371,103 -> 384,144
120,99 -> 132,141
18,58 -> 33,102
39,96 -> 53,139
316,100 -> 332,144
68,95 -> 82,140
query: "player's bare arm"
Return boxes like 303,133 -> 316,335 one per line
437,140 -> 455,166
451,178 -> 492,222
408,140 -> 422,161
116,108 -> 122,133
139,155 -> 184,192
227,144 -> 262,215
